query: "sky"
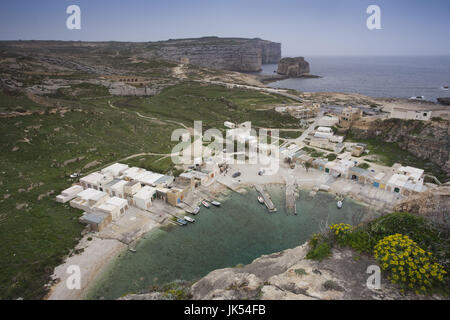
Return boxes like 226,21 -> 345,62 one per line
0,0 -> 449,56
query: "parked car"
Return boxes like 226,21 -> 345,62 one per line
232,172 -> 241,178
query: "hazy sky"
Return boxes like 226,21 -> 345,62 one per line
1,0 -> 449,56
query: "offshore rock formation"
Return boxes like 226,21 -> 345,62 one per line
141,37 -> 281,72
122,244 -> 432,300
350,118 -> 450,179
277,57 -> 310,77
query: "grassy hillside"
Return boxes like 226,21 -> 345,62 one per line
0,80 -> 298,299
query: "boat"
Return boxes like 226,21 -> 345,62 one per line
336,200 -> 343,209
257,196 -> 265,204
128,248 -> 137,253
177,218 -> 188,225
211,201 -> 221,207
184,216 -> 195,223
409,96 -> 425,100
202,200 -> 210,208
442,85 -> 449,90
192,207 -> 200,215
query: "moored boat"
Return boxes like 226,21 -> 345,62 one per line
192,207 -> 200,215
257,196 -> 264,204
336,200 -> 343,209
184,216 -> 195,223
202,200 -> 210,208
211,201 -> 221,207
177,218 -> 188,225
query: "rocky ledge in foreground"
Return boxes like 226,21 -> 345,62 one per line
121,243 -> 438,300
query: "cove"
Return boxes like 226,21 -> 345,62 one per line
86,185 -> 378,299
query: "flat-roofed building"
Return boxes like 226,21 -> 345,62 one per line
96,196 -> 129,220
56,185 -> 84,203
133,186 -> 156,210
339,106 -> 362,127
124,181 -> 141,196
79,212 -> 111,232
70,188 -> 109,211
80,172 -> 113,191
101,163 -> 129,178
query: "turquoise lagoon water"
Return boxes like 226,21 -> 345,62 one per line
86,185 -> 378,299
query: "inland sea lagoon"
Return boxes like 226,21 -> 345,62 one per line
86,185 -> 379,299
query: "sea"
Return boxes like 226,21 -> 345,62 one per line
86,186 -> 379,300
258,56 -> 450,102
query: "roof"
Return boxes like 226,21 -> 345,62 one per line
110,179 -> 128,191
313,158 -> 328,166
81,213 -> 106,224
101,163 -> 129,176
133,186 -> 156,200
349,166 -> 370,176
76,188 -> 107,201
80,172 -> 105,185
154,175 -> 174,185
62,185 -> 83,195
106,196 -> 128,207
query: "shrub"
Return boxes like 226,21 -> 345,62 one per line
294,268 -> 308,276
306,234 -> 332,261
374,234 -> 447,294
329,223 -> 375,254
326,153 -> 337,161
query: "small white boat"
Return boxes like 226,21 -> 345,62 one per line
202,200 -> 210,208
258,196 -> 264,204
211,201 -> 221,207
409,96 -> 425,100
192,207 -> 200,215
442,85 -> 449,91
184,216 -> 195,223
336,200 -> 343,209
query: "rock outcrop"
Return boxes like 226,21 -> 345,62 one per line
394,183 -> 450,225
142,37 -> 281,72
277,57 -> 310,77
350,118 -> 450,179
122,244 -> 437,300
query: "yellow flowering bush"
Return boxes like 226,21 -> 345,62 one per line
374,234 -> 447,294
330,223 -> 352,237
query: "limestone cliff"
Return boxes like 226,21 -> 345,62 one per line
394,183 -> 450,225
350,118 -> 450,180
277,57 -> 310,77
121,244 -> 435,300
141,37 -> 281,72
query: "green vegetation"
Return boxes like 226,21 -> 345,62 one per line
0,90 -> 39,112
48,83 -> 110,100
294,268 -> 308,276
374,234 -> 447,295
326,153 -> 337,161
118,82 -> 299,129
357,162 -> 370,170
0,78 -> 300,299
306,213 -> 449,295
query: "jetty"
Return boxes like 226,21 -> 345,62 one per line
254,185 -> 277,213
285,180 -> 297,215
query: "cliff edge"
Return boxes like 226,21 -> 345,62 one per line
142,37 -> 281,72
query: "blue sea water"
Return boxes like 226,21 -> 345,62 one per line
259,56 -> 450,102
